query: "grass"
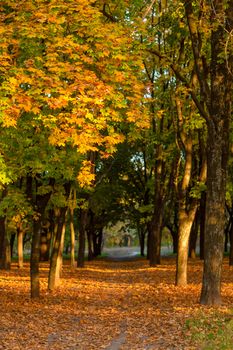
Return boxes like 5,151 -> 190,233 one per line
185,310 -> 233,349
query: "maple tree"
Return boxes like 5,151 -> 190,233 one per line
0,0 -> 149,297
0,0 -> 147,155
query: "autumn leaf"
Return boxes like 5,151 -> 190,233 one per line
0,257 -> 232,349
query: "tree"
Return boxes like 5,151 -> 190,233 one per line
0,0 -> 147,297
184,0 -> 233,305
145,0 -> 233,304
175,93 -> 206,285
48,182 -> 71,291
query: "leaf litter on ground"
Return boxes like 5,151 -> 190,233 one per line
0,257 -> 233,349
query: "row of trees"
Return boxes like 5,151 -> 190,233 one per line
0,0 -> 147,297
0,0 -> 232,305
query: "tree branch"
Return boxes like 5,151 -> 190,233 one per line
101,4 -> 117,22
184,0 -> 211,108
147,48 -> 210,122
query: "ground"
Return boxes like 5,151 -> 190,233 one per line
0,253 -> 233,349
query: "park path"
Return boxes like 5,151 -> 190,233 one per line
103,246 -> 141,261
103,246 -> 173,261
0,257 -> 232,349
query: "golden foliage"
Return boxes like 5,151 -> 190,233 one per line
77,160 -> 96,188
0,0 -> 148,154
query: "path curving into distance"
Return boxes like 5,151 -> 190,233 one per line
103,247 -> 141,261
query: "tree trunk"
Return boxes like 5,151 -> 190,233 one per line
229,221 -> 233,266
149,227 -> 162,266
97,228 -> 103,256
87,210 -> 95,260
200,0 -> 232,304
199,192 -> 206,260
167,225 -> 178,254
48,183 -> 70,291
224,211 -> 231,253
17,223 -> 24,268
224,227 -> 229,253
30,220 -> 41,298
174,95 -> 200,285
146,225 -> 151,260
40,221 -> 51,262
93,228 -> 103,257
189,210 -> 199,259
10,233 -> 16,258
87,226 -> 94,261
70,208 -> 76,268
137,222 -> 146,257
58,221 -> 66,273
77,208 -> 88,268
176,206 -> 197,285
0,189 -> 11,270
139,228 -> 146,257
0,217 -> 11,270
200,130 -> 227,304
171,229 -> 178,254
51,210 -> 59,252
149,209 -> 163,266
30,177 -> 54,298
48,209 -> 67,291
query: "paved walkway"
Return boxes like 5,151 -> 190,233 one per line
103,247 -> 140,261
103,246 -> 173,261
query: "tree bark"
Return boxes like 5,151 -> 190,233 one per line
199,192 -> 206,260
48,183 -> 70,291
229,221 -> 233,266
174,95 -> 202,285
30,220 -> 41,298
17,223 -> 24,268
138,226 -> 146,257
48,208 -> 67,291
93,228 -> 103,257
200,0 -> 232,304
86,212 -> 94,261
169,227 -> 178,254
146,224 -> 151,260
0,189 -> 11,270
57,221 -> 66,275
40,221 -> 51,262
10,233 -> 16,258
200,128 -> 227,304
70,208 -> 76,268
77,208 -> 88,268
30,177 -> 54,298
87,228 -> 94,261
0,217 -> 11,270
189,209 -> 199,259
176,206 -> 197,285
224,223 -> 229,253
149,143 -> 165,266
149,210 -> 163,266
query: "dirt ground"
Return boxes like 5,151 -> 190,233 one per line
0,257 -> 232,349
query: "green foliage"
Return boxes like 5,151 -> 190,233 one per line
190,181 -> 207,199
0,155 -> 12,187
0,188 -> 33,221
185,113 -> 206,131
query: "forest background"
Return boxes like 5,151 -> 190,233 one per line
0,0 -> 232,316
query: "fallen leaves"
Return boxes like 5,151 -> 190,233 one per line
0,257 -> 233,349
